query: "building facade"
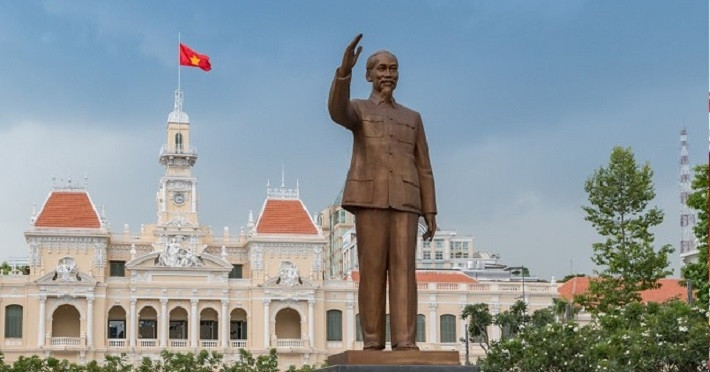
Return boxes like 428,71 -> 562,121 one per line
0,91 -> 559,368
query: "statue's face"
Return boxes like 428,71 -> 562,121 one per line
366,53 -> 398,95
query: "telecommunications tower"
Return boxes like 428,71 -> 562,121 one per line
679,128 -> 697,265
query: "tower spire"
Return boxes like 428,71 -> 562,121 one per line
174,89 -> 184,116
679,127 -> 697,264
281,164 -> 285,188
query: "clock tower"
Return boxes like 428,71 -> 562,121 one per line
156,89 -> 200,229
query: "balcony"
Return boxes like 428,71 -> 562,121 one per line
199,340 -> 219,348
159,145 -> 197,167
107,339 -> 126,348
159,144 -> 197,157
169,339 -> 188,348
138,339 -> 157,348
275,338 -> 307,349
50,337 -> 83,348
230,340 -> 247,348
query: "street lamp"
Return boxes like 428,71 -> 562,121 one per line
505,266 -> 527,305
459,322 -> 470,365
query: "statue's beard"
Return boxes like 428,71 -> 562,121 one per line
380,86 -> 394,102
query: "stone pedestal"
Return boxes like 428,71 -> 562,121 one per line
319,367 -> 478,372
322,350 -> 478,372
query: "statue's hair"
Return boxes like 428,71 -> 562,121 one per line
366,50 -> 398,72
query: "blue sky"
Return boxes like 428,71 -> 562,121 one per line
0,1 -> 706,280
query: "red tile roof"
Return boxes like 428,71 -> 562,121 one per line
255,199 -> 317,235
351,270 -> 477,283
558,276 -> 689,303
35,191 -> 101,229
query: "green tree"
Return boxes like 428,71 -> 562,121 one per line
494,300 -> 530,340
681,164 -> 709,309
577,146 -> 673,313
461,303 -> 493,352
0,262 -> 11,275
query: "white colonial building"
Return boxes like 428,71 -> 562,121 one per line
0,90 -> 559,368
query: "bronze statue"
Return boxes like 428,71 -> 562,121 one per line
328,34 -> 437,351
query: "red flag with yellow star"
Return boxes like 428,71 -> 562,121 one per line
179,43 -> 211,71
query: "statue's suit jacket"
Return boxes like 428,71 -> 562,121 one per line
328,71 -> 437,216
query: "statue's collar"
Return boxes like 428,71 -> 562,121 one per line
369,92 -> 396,107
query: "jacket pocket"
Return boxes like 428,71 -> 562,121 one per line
362,115 -> 384,137
395,119 -> 416,144
344,179 -> 374,203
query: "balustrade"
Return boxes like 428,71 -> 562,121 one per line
170,339 -> 188,348
139,339 -> 157,348
230,340 -> 247,348
276,338 -> 305,348
107,339 -> 126,347
199,340 -> 219,348
50,337 -> 81,347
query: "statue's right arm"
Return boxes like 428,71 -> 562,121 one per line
328,70 -> 358,129
328,34 -> 363,130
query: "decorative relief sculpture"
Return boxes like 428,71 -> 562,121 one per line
167,180 -> 191,192
54,257 -> 80,282
276,261 -> 302,287
166,212 -> 192,227
156,236 -> 203,267
312,246 -> 323,272
250,245 -> 263,270
28,238 -> 41,267
94,242 -> 106,269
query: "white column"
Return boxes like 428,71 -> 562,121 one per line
429,303 -> 438,344
129,298 -> 137,348
86,296 -> 94,347
263,299 -> 270,348
221,299 -> 229,348
160,298 -> 168,347
345,301 -> 355,347
190,299 -> 198,348
191,181 -> 197,212
308,300 -> 315,348
38,295 -> 47,347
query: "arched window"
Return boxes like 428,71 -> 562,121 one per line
175,133 -> 183,151
416,314 -> 426,342
4,305 -> 22,338
440,314 -> 456,343
326,310 -> 342,341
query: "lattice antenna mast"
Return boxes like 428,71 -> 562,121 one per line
679,128 -> 697,264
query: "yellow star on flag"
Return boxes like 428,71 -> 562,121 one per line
179,43 -> 211,71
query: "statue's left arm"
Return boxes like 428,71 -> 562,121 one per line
415,113 -> 437,240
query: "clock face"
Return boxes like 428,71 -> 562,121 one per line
173,192 -> 186,205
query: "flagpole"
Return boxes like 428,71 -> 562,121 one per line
178,32 -> 181,94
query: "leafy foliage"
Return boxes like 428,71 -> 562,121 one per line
682,164 -> 709,309
0,349 -> 318,372
461,303 -> 493,352
478,300 -> 708,372
577,147 -> 673,313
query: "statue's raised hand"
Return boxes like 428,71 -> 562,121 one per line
338,34 -> 363,78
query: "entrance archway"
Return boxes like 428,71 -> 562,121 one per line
274,307 -> 301,339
